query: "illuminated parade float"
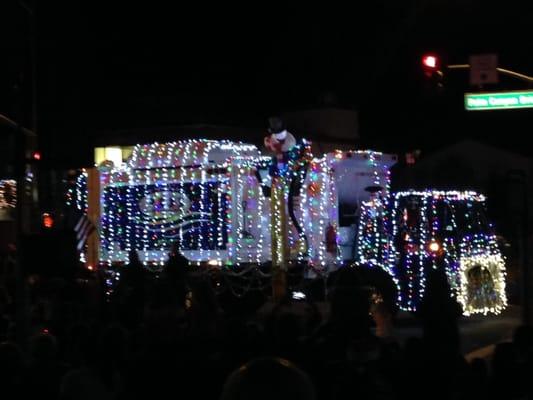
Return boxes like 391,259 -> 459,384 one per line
75,136 -> 507,315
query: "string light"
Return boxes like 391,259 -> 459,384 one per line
72,139 -> 506,315
377,190 -> 507,315
97,140 -> 259,266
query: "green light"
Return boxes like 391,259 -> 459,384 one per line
465,90 -> 533,111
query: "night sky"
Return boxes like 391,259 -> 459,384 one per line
1,1 -> 532,167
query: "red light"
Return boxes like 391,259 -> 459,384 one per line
42,213 -> 54,229
423,56 -> 437,68
32,151 -> 41,161
422,53 -> 441,71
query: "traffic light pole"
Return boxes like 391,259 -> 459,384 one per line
447,64 -> 533,84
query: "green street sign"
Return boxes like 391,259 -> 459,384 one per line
465,90 -> 533,111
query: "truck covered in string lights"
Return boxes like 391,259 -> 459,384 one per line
77,138 -> 507,315
357,191 -> 506,315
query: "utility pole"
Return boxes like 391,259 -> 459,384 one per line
19,1 -> 39,225
14,123 -> 29,350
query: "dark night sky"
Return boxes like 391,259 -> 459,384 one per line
1,1 -> 532,167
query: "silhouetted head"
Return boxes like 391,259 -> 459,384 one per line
190,279 -> 219,316
0,341 -> 24,376
329,286 -> 370,325
128,249 -> 140,265
492,342 -> 517,377
513,325 -> 533,352
221,357 -> 315,400
273,311 -> 304,345
328,267 -> 364,296
470,357 -> 488,380
30,333 -> 58,364
169,239 -> 182,257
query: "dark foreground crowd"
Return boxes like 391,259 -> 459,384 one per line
1,249 -> 532,400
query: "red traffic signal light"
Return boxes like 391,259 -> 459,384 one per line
422,54 -> 439,69
421,53 -> 445,89
32,151 -> 41,161
421,53 -> 443,78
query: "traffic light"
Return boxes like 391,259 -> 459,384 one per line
25,150 -> 42,164
421,53 -> 444,90
422,54 -> 440,74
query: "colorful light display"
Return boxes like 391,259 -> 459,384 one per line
362,190 -> 507,315
96,140 -> 267,265
94,139 -> 388,268
72,138 -> 506,316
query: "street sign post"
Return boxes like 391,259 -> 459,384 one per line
465,90 -> 533,111
469,53 -> 498,86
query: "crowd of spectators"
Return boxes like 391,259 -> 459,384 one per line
1,246 -> 532,400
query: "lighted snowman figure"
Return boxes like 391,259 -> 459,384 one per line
264,116 -> 297,169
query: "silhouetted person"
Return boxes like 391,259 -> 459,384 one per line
512,325 -> 533,399
60,325 -> 127,400
417,267 -> 461,354
187,278 -> 223,341
490,342 -> 520,399
1,243 -> 17,297
120,249 -> 146,287
0,341 -> 25,397
220,357 -> 316,400
465,358 -> 489,399
26,333 -> 67,400
513,324 -> 533,358
415,267 -> 465,400
160,240 -> 188,304
266,304 -> 307,363
112,250 -> 148,329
